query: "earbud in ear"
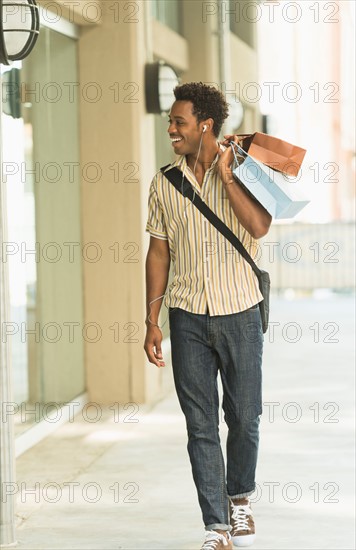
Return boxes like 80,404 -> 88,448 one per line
203,125 -> 207,133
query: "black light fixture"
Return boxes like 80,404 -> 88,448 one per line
145,60 -> 180,115
0,0 -> 40,65
2,67 -> 21,117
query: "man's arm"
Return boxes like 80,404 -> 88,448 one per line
144,236 -> 171,368
217,135 -> 272,239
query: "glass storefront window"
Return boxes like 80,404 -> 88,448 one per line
1,24 -> 85,436
2,62 -> 35,407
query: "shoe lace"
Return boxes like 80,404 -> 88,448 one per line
202,531 -> 229,549
231,503 -> 252,532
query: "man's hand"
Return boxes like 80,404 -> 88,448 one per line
216,134 -> 272,239
144,325 -> 166,368
216,134 -> 244,185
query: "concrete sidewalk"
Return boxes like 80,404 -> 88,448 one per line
13,295 -> 355,549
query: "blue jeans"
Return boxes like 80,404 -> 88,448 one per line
168,305 -> 263,532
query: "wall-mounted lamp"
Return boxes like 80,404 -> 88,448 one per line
145,60 -> 180,115
0,0 -> 40,65
2,67 -> 21,117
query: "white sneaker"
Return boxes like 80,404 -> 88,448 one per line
229,497 -> 256,547
201,530 -> 233,549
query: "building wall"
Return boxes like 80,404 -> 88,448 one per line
78,2 -> 155,403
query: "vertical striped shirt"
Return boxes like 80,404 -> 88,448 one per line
145,143 -> 263,316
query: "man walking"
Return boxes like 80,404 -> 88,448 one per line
144,82 -> 271,549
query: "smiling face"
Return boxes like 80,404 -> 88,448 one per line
168,100 -> 209,155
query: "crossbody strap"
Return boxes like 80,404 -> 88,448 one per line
160,165 -> 262,278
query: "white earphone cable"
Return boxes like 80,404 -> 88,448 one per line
182,129 -> 205,215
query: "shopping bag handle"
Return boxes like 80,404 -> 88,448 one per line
229,140 -> 248,167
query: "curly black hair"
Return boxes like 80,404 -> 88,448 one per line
173,82 -> 229,138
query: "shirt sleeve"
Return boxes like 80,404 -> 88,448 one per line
145,178 -> 168,241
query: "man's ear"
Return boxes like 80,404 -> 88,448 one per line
207,118 -> 214,133
201,118 -> 214,133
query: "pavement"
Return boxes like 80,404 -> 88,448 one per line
12,294 -> 356,550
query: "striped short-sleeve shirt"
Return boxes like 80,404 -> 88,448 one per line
145,143 -> 263,316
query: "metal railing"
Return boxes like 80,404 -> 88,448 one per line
258,222 -> 355,291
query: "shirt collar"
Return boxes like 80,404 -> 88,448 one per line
163,142 -> 227,174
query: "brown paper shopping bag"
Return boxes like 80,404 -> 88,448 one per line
231,142 -> 310,219
238,132 -> 307,177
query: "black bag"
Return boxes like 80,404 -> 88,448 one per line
160,164 -> 271,333
256,270 -> 270,333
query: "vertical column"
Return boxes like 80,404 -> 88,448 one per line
79,0 -> 161,404
218,0 -> 232,135
0,76 -> 17,547
182,0 -> 220,83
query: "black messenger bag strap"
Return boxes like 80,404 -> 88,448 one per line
160,164 -> 262,278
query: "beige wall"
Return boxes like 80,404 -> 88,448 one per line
38,0 -> 102,25
181,0 -> 220,83
230,34 -> 262,133
78,2 -> 160,404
